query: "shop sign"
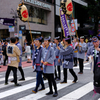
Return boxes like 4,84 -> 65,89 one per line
19,25 -> 26,31
0,18 -> 15,26
14,33 -> 18,37
24,0 -> 51,10
9,26 -> 14,32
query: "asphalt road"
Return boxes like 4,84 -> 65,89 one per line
0,62 -> 100,100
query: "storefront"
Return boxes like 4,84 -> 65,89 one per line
0,29 -> 10,40
18,0 -> 54,45
0,0 -> 55,45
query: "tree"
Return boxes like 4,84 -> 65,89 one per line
87,0 -> 100,35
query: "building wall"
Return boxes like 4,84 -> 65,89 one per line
0,0 -> 55,40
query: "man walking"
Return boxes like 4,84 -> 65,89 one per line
5,37 -> 21,86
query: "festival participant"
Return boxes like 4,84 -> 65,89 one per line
86,36 -> 100,93
54,36 -> 63,81
41,37 -> 58,97
11,37 -> 25,82
15,37 -> 25,81
76,36 -> 87,74
5,37 -> 21,86
32,37 -> 45,93
73,38 -> 78,66
57,37 -> 78,84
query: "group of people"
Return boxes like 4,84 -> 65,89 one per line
31,35 -> 88,97
4,35 -> 99,97
0,40 -> 9,67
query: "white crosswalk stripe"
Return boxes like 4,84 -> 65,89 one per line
0,77 -> 35,89
58,82 -> 93,100
18,80 -> 73,100
0,80 -> 48,99
0,75 -> 2,77
74,63 -> 90,70
0,76 -> 13,82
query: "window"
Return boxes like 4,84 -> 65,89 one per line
39,0 -> 55,4
26,4 -> 47,25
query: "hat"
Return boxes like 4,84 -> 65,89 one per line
80,36 -> 84,39
54,36 -> 60,40
44,36 -> 51,41
35,37 -> 43,41
65,37 -> 70,41
92,36 -> 98,42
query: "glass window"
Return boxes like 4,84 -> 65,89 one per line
26,4 -> 47,25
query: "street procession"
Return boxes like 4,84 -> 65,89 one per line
1,0 -> 100,100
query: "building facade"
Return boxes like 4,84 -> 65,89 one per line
0,0 -> 55,45
55,0 -> 88,38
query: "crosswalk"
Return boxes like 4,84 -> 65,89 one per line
0,74 -> 98,100
0,63 -> 100,100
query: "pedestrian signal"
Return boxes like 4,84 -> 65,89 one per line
17,4 -> 29,22
60,0 -> 73,15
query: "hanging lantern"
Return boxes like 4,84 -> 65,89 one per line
17,4 -> 29,22
60,0 -> 73,15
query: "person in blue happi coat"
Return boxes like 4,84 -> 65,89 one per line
53,36 -> 63,81
32,37 -> 45,93
57,37 -> 78,84
76,36 -> 87,74
41,37 -> 58,97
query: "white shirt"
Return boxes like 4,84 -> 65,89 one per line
26,46 -> 31,53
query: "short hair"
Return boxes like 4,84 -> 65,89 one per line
65,39 -> 71,44
15,37 -> 19,41
10,37 -> 16,43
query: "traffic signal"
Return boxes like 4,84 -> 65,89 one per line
17,4 -> 29,22
60,0 -> 73,15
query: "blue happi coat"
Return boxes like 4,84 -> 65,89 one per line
77,42 -> 87,60
16,42 -> 22,67
32,46 -> 44,71
60,45 -> 73,69
86,45 -> 100,68
43,45 -> 55,74
53,43 -> 63,66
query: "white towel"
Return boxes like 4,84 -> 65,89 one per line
89,55 -> 94,72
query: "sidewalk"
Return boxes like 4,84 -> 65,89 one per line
0,60 -> 32,72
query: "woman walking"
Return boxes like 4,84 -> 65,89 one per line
57,37 -> 78,83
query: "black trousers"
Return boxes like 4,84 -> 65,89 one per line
74,57 -> 77,66
63,68 -> 77,82
44,74 -> 57,93
55,66 -> 61,79
5,66 -> 17,84
4,55 -> 8,65
18,67 -> 25,79
78,58 -> 84,72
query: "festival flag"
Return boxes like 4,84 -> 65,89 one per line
60,8 -> 70,37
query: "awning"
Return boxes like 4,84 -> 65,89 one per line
73,0 -> 88,7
